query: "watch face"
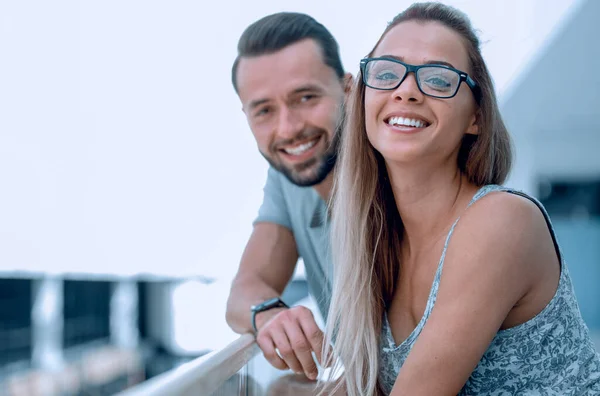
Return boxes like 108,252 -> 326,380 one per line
252,298 -> 285,313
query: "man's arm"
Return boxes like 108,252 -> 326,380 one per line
225,222 -> 298,334
226,222 -> 325,380
225,168 -> 325,380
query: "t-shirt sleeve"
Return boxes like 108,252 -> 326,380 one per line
253,167 -> 293,230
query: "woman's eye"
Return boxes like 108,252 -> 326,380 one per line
375,72 -> 398,81
424,77 -> 452,91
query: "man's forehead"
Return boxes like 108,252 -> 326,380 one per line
236,39 -> 338,104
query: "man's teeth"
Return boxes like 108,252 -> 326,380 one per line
388,116 -> 427,128
283,139 -> 318,155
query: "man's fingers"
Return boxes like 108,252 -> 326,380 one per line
297,311 -> 324,366
257,332 -> 288,371
283,318 -> 318,380
256,306 -> 331,376
318,339 -> 335,368
269,327 -> 304,374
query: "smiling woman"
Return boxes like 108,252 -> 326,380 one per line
321,2 -> 600,396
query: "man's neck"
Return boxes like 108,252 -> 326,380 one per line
312,171 -> 334,202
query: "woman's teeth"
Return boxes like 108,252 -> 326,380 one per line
387,116 -> 427,128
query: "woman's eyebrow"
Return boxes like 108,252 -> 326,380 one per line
379,54 -> 456,69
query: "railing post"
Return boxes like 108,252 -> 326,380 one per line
31,276 -> 64,370
110,280 -> 139,349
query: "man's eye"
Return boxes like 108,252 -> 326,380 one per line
300,95 -> 315,103
255,107 -> 271,117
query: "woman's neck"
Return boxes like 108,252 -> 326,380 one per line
386,161 -> 479,255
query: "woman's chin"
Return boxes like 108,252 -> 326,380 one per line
377,146 -> 425,166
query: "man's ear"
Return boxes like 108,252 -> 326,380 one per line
343,72 -> 354,97
466,110 -> 480,136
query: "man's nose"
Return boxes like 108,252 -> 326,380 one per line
276,106 -> 304,140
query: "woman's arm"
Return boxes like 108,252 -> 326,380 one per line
390,192 -> 560,396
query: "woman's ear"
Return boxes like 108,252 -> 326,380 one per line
466,110 -> 480,135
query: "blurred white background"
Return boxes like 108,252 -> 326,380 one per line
0,0 -> 584,280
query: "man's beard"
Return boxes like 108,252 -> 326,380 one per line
261,113 -> 344,187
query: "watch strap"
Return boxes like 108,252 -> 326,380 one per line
251,297 -> 289,333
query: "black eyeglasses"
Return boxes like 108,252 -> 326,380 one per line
360,57 -> 481,102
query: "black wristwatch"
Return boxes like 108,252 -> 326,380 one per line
250,297 -> 289,333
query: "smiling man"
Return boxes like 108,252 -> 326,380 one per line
225,12 -> 352,381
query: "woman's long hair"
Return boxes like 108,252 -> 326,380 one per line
320,3 -> 513,395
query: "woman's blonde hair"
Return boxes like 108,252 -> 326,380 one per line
320,3 -> 512,395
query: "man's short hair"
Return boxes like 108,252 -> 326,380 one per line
231,12 -> 345,92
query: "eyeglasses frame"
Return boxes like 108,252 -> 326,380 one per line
360,57 -> 481,102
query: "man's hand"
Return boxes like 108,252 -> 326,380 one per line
255,306 -> 325,380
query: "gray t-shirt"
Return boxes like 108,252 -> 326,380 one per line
254,167 -> 332,321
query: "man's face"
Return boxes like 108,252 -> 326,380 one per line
236,39 -> 346,187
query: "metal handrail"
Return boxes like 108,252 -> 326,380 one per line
116,333 -> 259,396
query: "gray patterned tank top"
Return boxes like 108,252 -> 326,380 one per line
379,185 -> 600,395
